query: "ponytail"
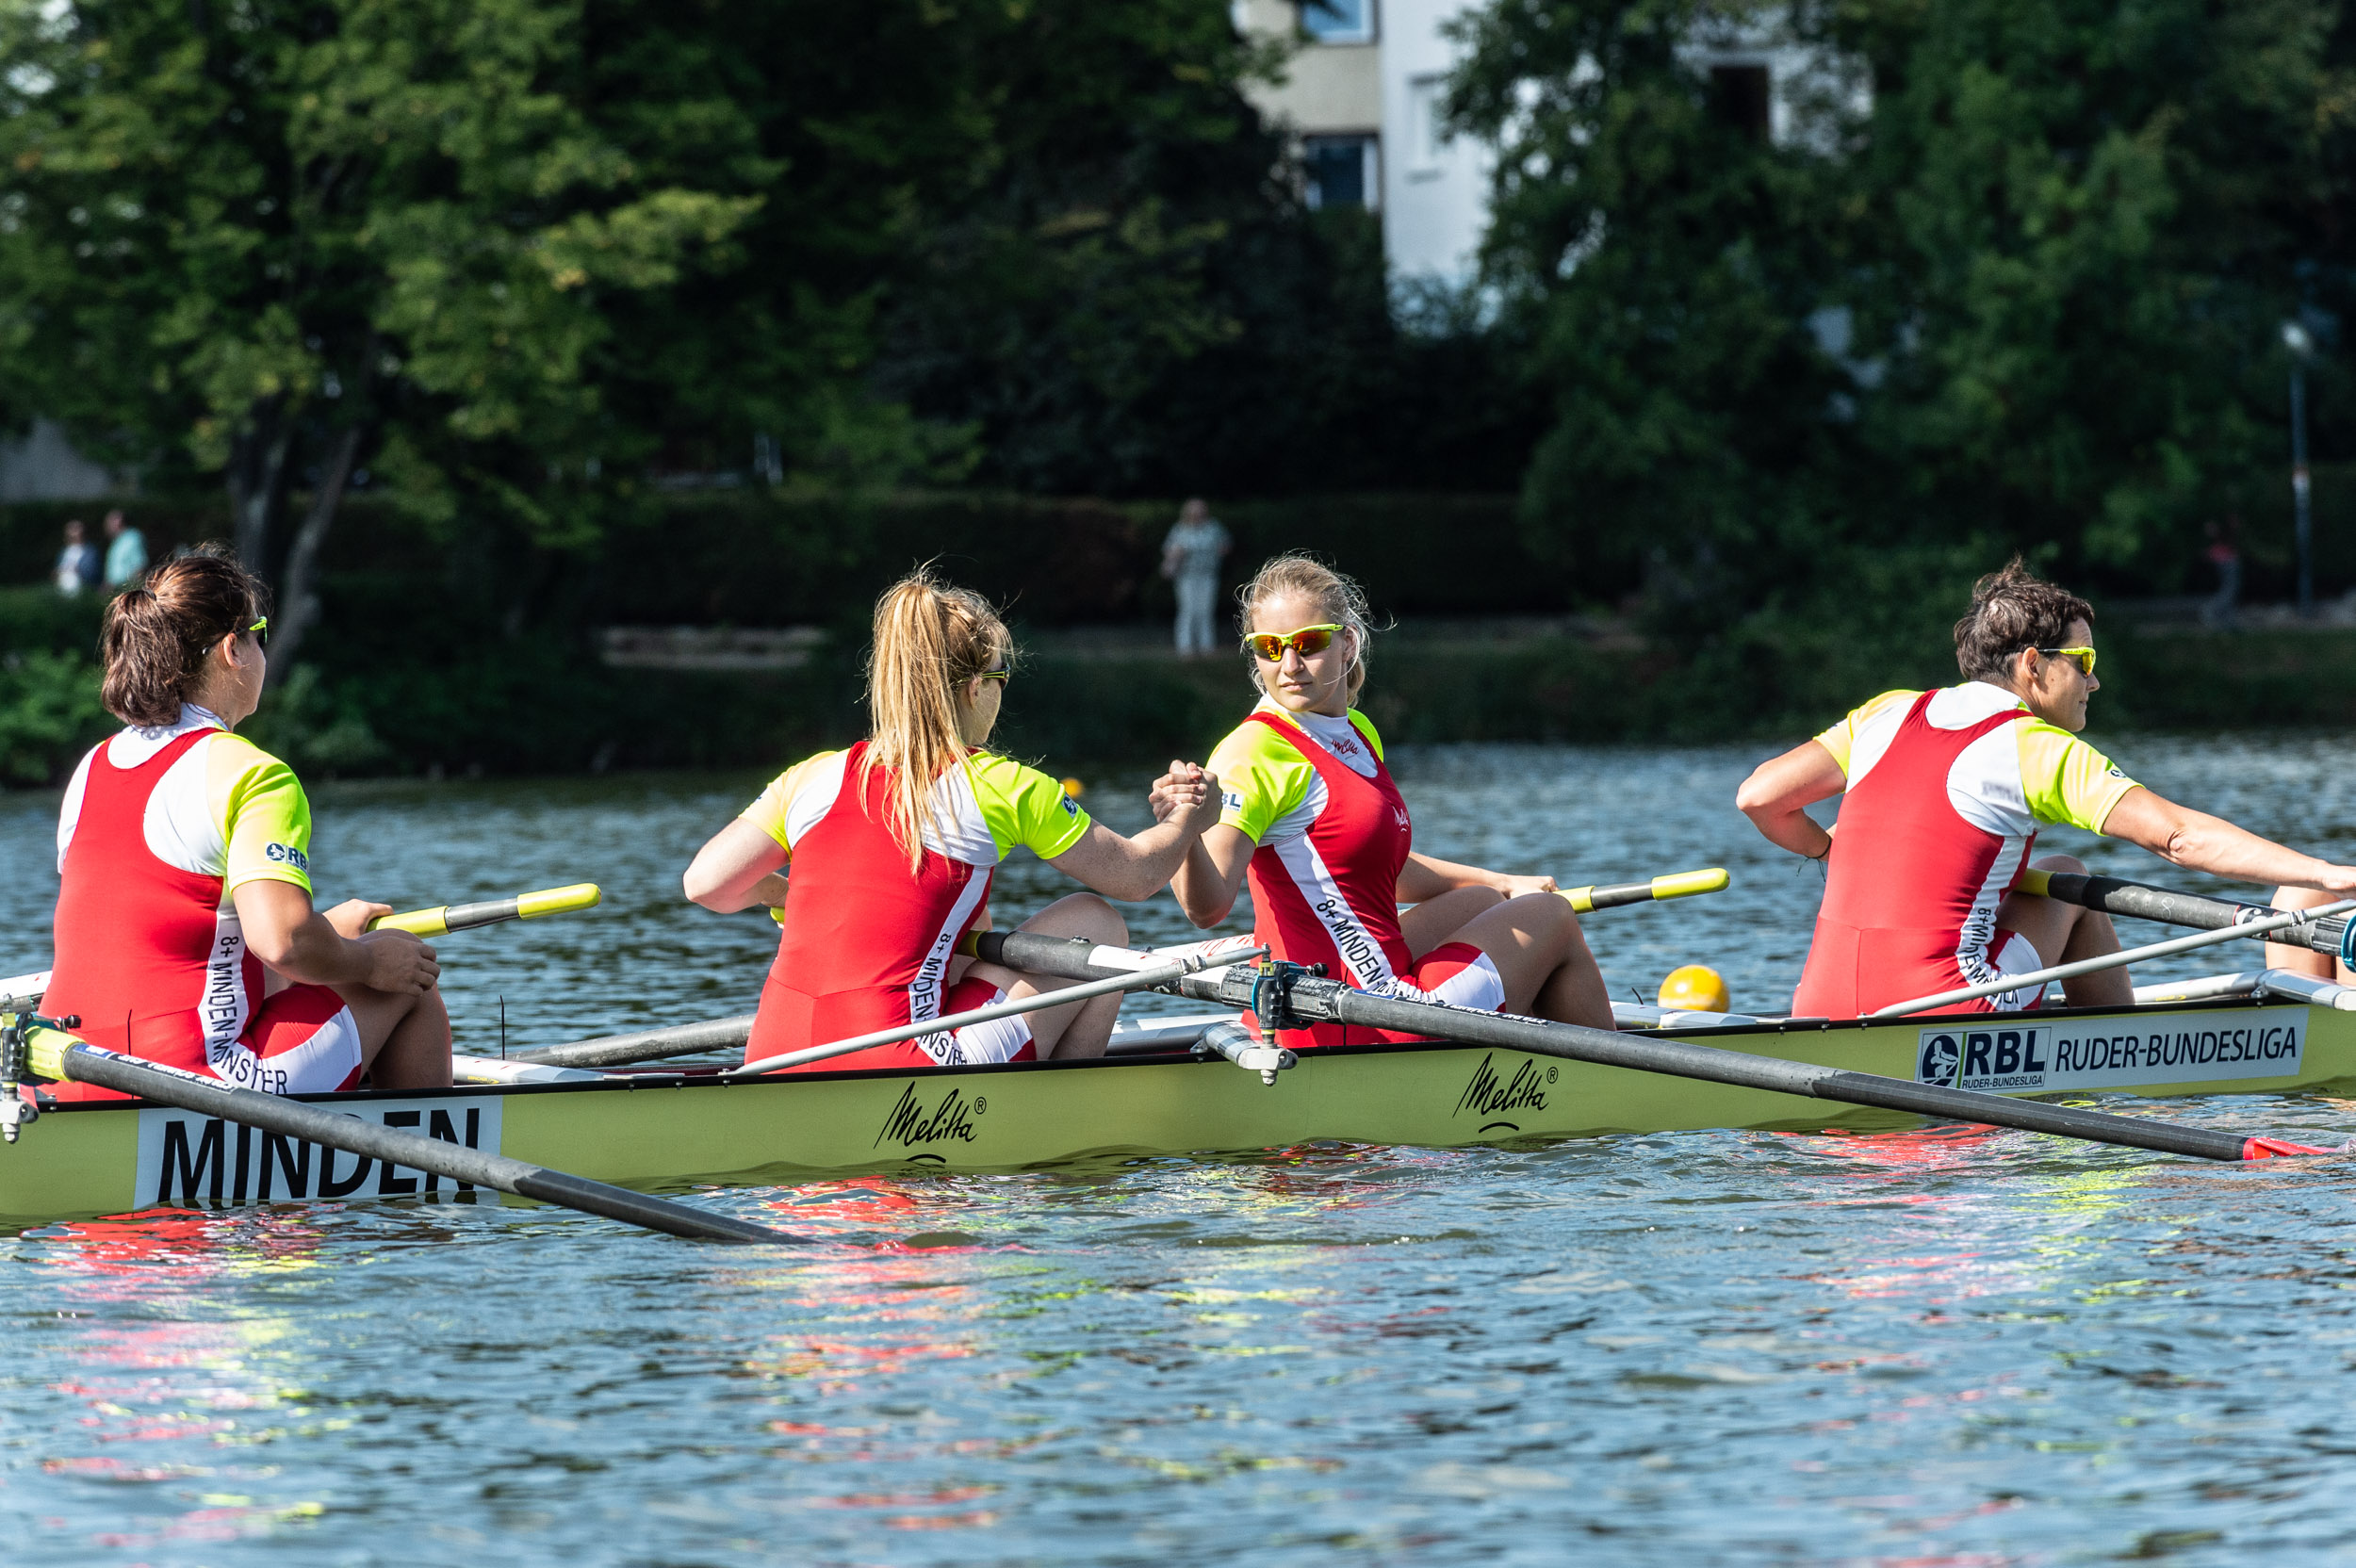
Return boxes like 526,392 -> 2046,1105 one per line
98,546 -> 268,727
865,567 -> 1014,870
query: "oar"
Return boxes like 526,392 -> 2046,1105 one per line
1872,900 -> 2356,1017
11,1021 -> 794,1242
975,932 -> 2330,1165
722,940 -> 1266,1077
368,883 -> 601,938
2021,867 -> 2349,957
515,1015 -> 757,1070
1560,867 -> 1729,913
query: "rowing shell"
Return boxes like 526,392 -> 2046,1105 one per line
0,978 -> 2346,1228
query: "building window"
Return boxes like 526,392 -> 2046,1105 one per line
1300,0 -> 1374,45
1710,64 -> 1772,141
1408,74 -> 1450,171
1303,135 -> 1379,210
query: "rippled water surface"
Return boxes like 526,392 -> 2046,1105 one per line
6,737 -> 2356,1564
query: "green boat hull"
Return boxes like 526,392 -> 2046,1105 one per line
2,997 -> 2344,1227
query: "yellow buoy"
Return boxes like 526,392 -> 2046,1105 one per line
1656,964 -> 1731,1014
1062,777 -> 1086,797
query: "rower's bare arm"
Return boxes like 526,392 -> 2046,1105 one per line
1173,823 -> 1255,926
1397,852 -> 1557,903
1736,741 -> 1844,858
2101,788 -> 2356,893
1049,768 -> 1222,903
233,878 -> 440,995
683,819 -> 790,913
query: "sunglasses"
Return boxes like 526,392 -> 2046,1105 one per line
1243,624 -> 1343,662
2032,645 -> 2095,678
234,616 -> 267,648
976,666 -> 1009,682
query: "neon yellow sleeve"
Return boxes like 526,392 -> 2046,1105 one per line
741,750 -> 843,855
210,736 -> 313,895
969,754 -> 1091,859
1208,717 -> 1315,844
1347,709 -> 1385,761
2017,724 -> 2139,833
1813,690 -> 1918,777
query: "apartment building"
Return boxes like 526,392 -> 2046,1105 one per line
1237,0 -> 1834,284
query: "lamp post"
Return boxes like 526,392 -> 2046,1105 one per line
2284,319 -> 2315,617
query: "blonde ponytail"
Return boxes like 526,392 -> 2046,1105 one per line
865,567 -> 1015,870
1236,553 -> 1376,704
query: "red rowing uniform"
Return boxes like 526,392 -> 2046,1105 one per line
1791,683 -> 2140,1019
41,706 -> 363,1102
742,742 -> 1093,1072
1205,704 -> 1503,1050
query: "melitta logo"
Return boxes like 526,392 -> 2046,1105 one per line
1454,1052 -> 1552,1125
875,1083 -> 983,1149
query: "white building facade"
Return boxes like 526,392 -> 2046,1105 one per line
1238,1 -> 1834,286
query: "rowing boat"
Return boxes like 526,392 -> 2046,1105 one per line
1,965 -> 2348,1228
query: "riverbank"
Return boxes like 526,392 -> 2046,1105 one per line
2,594 -> 2347,784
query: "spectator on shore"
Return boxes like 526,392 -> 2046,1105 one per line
103,509 -> 148,588
1161,498 -> 1231,658
53,519 -> 99,596
2202,515 -> 2241,629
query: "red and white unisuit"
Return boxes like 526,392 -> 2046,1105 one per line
1792,682 -> 2140,1019
1204,703 -> 1503,1050
42,706 -> 363,1102
743,742 -> 1093,1072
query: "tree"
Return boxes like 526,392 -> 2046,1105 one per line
1452,0 -> 2352,608
0,0 -> 932,662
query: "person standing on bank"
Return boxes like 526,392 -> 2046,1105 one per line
1161,498 -> 1232,658
53,518 -> 98,596
103,509 -> 148,589
40,548 -> 451,1101
1735,559 -> 2356,1018
1166,554 -> 1615,1050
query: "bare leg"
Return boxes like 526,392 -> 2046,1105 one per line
335,982 -> 453,1089
963,893 -> 1129,1061
1446,892 -> 1614,1029
1993,854 -> 2132,1007
1401,886 -> 1502,959
2266,885 -> 2354,981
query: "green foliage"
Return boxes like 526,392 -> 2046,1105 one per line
1451,0 -> 2355,614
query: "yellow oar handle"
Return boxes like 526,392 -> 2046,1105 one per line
1558,868 -> 1730,914
368,883 -> 601,938
2019,867 -> 2053,896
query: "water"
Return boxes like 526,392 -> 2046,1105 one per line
6,738 -> 2356,1564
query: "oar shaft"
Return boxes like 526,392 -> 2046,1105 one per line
41,1037 -> 791,1243
370,883 -> 602,939
1873,900 -> 2356,1017
1561,867 -> 1730,913
514,1015 -> 757,1069
1166,971 -> 2285,1163
2022,868 -> 2345,956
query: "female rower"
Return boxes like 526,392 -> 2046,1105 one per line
682,569 -> 1222,1071
41,548 -> 450,1102
1166,554 -> 1614,1048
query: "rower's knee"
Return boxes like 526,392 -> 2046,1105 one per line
2032,853 -> 2088,875
1024,891 -> 1127,948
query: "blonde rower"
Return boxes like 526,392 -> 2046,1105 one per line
684,570 -> 1222,1070
1165,555 -> 1613,1048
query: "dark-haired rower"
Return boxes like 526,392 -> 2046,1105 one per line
1736,561 -> 2356,1018
40,548 -> 450,1100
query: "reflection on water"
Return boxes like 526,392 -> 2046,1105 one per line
1,738 -> 2355,1561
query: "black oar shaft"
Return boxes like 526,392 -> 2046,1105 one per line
2032,870 -> 2344,956
54,1043 -> 793,1242
967,937 -> 2290,1165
